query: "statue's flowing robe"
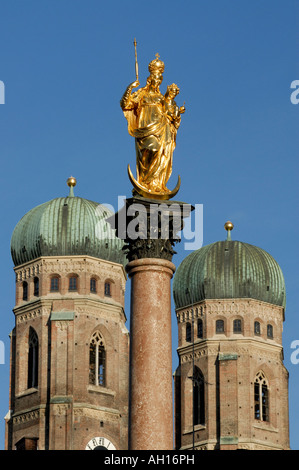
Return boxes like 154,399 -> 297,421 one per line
123,87 -> 177,192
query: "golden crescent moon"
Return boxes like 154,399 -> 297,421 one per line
127,164 -> 181,200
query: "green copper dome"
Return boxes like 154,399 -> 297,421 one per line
173,225 -> 286,310
11,179 -> 126,267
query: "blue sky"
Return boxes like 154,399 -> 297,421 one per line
0,0 -> 298,449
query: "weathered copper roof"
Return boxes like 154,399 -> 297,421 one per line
11,191 -> 126,267
173,239 -> 286,309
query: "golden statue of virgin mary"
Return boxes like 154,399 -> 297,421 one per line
120,52 -> 185,200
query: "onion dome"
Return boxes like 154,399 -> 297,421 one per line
11,177 -> 126,267
173,222 -> 286,310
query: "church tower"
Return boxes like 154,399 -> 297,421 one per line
173,222 -> 290,450
5,178 -> 129,450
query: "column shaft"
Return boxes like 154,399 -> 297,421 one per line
126,258 -> 175,450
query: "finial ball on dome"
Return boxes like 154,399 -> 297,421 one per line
67,176 -> 77,187
224,221 -> 234,231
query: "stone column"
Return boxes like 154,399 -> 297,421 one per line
108,195 -> 193,450
126,258 -> 175,450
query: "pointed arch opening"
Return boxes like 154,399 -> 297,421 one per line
89,331 -> 106,387
193,367 -> 205,426
254,370 -> 269,422
28,327 -> 39,389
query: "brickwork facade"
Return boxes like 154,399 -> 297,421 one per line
174,298 -> 290,450
5,255 -> 129,450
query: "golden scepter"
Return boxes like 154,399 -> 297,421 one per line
133,38 -> 139,81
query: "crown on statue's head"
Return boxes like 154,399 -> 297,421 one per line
148,53 -> 165,75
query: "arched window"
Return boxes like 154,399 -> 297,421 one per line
267,324 -> 273,339
90,278 -> 97,293
50,276 -> 59,292
89,331 -> 106,387
193,367 -> 205,426
69,276 -> 78,292
254,371 -> 269,422
33,277 -> 39,297
197,319 -> 203,339
254,321 -> 261,335
28,328 -> 39,389
233,319 -> 242,334
216,319 -> 224,334
104,281 -> 111,297
186,322 -> 192,342
23,281 -> 28,301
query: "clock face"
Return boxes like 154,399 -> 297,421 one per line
85,437 -> 116,450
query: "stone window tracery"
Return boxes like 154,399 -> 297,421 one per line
254,371 -> 269,422
89,331 -> 106,387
